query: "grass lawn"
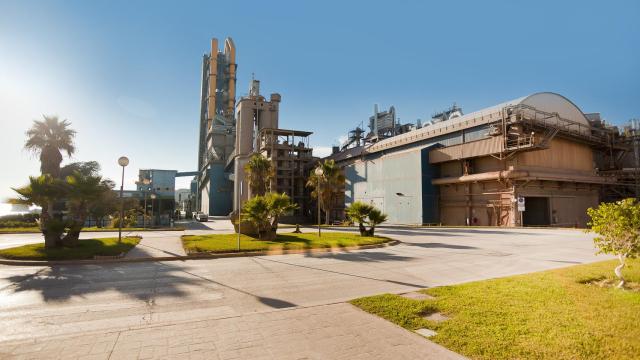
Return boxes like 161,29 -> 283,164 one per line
351,259 -> 640,360
0,226 -> 183,234
182,231 -> 388,254
0,237 -> 141,260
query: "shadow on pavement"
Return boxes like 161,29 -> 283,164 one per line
256,255 -> 428,289
179,221 -> 212,230
308,250 -> 414,262
3,262 -> 298,310
4,262 -> 193,302
403,242 -> 478,250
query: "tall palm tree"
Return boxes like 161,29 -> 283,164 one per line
24,116 -> 76,246
307,159 -> 345,224
244,153 -> 274,197
25,115 -> 76,178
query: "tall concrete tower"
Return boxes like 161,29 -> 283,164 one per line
197,37 -> 237,215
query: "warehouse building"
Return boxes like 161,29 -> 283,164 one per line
328,92 -> 634,227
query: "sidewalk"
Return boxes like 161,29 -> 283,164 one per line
0,303 -> 466,359
124,232 -> 187,258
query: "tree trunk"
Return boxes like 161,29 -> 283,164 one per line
41,202 -> 61,249
367,226 -> 375,237
615,254 -> 626,289
358,222 -> 367,236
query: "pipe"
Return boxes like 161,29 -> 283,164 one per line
432,170 -> 529,185
432,169 -> 619,185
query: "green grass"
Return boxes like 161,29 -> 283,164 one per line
0,226 -> 183,234
181,231 -> 388,254
0,237 -> 141,260
351,259 -> 640,360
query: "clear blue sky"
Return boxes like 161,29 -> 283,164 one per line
0,0 -> 638,200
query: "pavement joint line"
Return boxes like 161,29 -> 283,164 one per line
253,255 -> 429,288
106,330 -> 122,360
0,299 -> 374,347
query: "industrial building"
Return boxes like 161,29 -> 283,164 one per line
197,37 -> 237,216
196,37 -> 316,216
328,92 -> 637,227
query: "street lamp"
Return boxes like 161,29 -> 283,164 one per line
314,167 -> 324,237
150,193 -> 157,227
117,156 -> 129,243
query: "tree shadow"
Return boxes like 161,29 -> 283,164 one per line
376,229 -> 463,237
256,255 -> 428,289
182,221 -> 213,230
402,242 -> 479,250
306,250 -> 415,263
272,234 -> 312,245
3,261 -> 297,310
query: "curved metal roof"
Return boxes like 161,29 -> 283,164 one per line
366,92 -> 590,154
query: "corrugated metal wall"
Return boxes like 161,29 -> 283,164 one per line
345,150 -> 424,224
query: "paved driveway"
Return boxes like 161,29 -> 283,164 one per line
0,225 -> 606,359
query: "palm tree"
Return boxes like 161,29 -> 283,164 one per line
10,175 -> 67,248
244,154 -> 274,197
345,201 -> 387,236
265,192 -> 297,234
25,116 -> 76,178
345,201 -> 373,236
24,116 -> 76,243
241,192 -> 297,240
63,169 -> 112,246
366,208 -> 388,236
307,159 -> 345,224
241,196 -> 270,239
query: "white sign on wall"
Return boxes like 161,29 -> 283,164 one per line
517,196 -> 525,212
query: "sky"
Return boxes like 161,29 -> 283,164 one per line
0,0 -> 638,202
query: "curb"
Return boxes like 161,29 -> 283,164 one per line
0,240 -> 400,267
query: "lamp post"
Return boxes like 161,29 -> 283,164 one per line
150,193 -> 157,227
117,156 -> 129,243
314,167 -> 324,237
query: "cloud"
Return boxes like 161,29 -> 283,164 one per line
313,146 -> 333,158
337,135 -> 348,146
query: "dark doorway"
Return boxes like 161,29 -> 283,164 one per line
522,197 -> 550,226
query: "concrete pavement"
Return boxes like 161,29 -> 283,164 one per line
0,223 -> 606,359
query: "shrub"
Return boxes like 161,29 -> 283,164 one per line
345,201 -> 388,236
587,198 -> 640,288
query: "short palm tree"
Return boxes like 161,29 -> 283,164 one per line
265,192 -> 298,233
25,115 -> 76,178
366,208 -> 388,236
241,196 -> 271,238
345,201 -> 374,236
244,154 -> 274,197
306,159 -> 345,224
345,201 -> 387,236
63,169 -> 112,246
241,192 -> 297,240
10,175 -> 67,248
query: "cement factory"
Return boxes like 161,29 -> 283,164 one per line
187,36 -> 638,228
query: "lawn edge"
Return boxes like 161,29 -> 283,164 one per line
0,227 -> 185,234
0,239 -> 400,266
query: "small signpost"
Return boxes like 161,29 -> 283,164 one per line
517,196 -> 525,226
517,196 -> 525,212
